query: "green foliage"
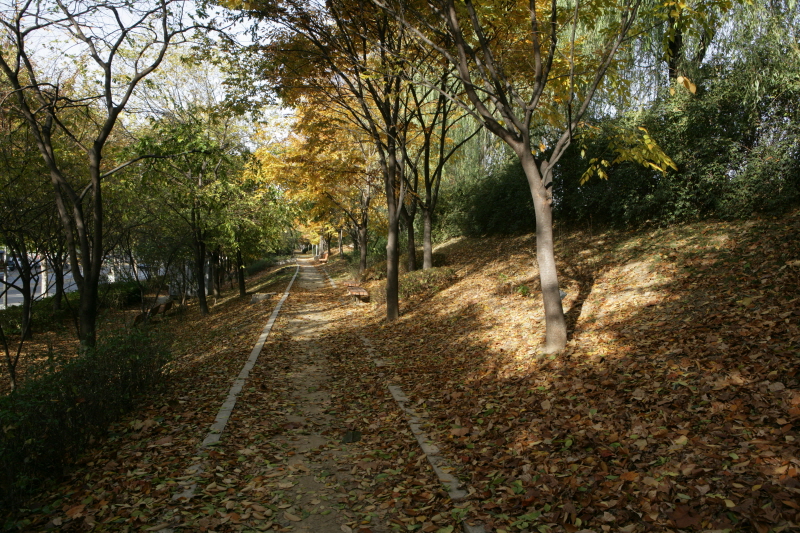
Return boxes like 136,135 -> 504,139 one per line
436,160 -> 536,237
398,267 -> 457,299
0,329 -> 170,510
427,1 -> 800,234
0,297 -> 69,336
245,258 -> 273,276
554,48 -> 800,227
244,255 -> 293,276
98,280 -> 144,309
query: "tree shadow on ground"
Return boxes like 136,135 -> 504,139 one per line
346,213 -> 800,533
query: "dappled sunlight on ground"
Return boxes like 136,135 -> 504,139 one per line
347,211 -> 799,532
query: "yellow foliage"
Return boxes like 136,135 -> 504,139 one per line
579,126 -> 678,185
251,101 -> 385,231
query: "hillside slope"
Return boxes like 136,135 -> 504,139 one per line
332,211 -> 800,532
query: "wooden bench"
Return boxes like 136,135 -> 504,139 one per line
132,312 -> 147,327
133,300 -> 174,327
346,285 -> 369,302
318,252 -> 329,264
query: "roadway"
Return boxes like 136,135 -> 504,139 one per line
0,268 -> 78,309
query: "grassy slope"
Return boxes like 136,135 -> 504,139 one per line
342,211 -> 799,532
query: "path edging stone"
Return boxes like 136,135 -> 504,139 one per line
202,265 -> 300,447
359,335 -> 486,533
172,265 -> 300,502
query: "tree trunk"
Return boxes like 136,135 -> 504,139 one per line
210,249 -> 220,298
236,249 -> 246,297
78,151 -> 105,350
519,152 -> 567,353
666,19 -> 683,81
4,350 -> 17,392
384,149 -> 402,321
52,264 -> 64,312
401,206 -> 417,272
194,238 -> 209,315
78,274 -> 99,350
338,228 -> 343,255
358,226 -> 368,280
386,218 -> 400,320
18,257 -> 33,341
422,207 -> 434,269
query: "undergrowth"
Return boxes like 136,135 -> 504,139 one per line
0,328 -> 169,512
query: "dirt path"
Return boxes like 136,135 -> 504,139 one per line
209,260 -> 389,533
10,260 -> 399,533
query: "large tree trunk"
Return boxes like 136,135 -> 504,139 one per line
358,226 -> 368,280
78,277 -> 99,349
194,238 -> 209,315
52,264 -> 64,312
383,149 -> 402,321
666,17 -> 683,81
386,218 -> 400,320
422,207 -> 434,270
236,249 -> 246,297
44,248 -> 66,312
76,153 -> 104,350
519,152 -> 567,353
17,255 -> 33,341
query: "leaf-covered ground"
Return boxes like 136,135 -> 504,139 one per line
340,212 -> 799,533
6,211 -> 800,533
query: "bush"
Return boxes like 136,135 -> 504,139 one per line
98,280 -> 143,309
245,255 -> 293,276
438,161 -> 536,237
553,48 -> 800,227
245,258 -> 272,276
373,267 -> 457,304
0,329 -> 170,510
399,267 -> 457,299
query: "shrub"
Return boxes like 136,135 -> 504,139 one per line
372,266 -> 458,305
245,255 -> 294,277
398,267 -> 457,299
245,258 -> 272,276
98,280 -> 142,309
0,328 -> 170,510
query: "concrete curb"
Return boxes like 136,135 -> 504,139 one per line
202,264 -> 300,447
172,265 -> 300,502
359,335 -> 486,533
318,265 -> 336,288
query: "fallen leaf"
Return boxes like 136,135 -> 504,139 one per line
668,505 -> 701,528
65,505 -> 85,519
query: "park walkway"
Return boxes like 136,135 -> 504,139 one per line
201,259 -> 388,533
14,257 -> 470,533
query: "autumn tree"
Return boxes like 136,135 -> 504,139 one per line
0,0 -> 199,348
132,105 -> 251,314
374,0 -> 661,352
400,64 -> 480,270
223,0 -> 416,320
254,101 -> 383,278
